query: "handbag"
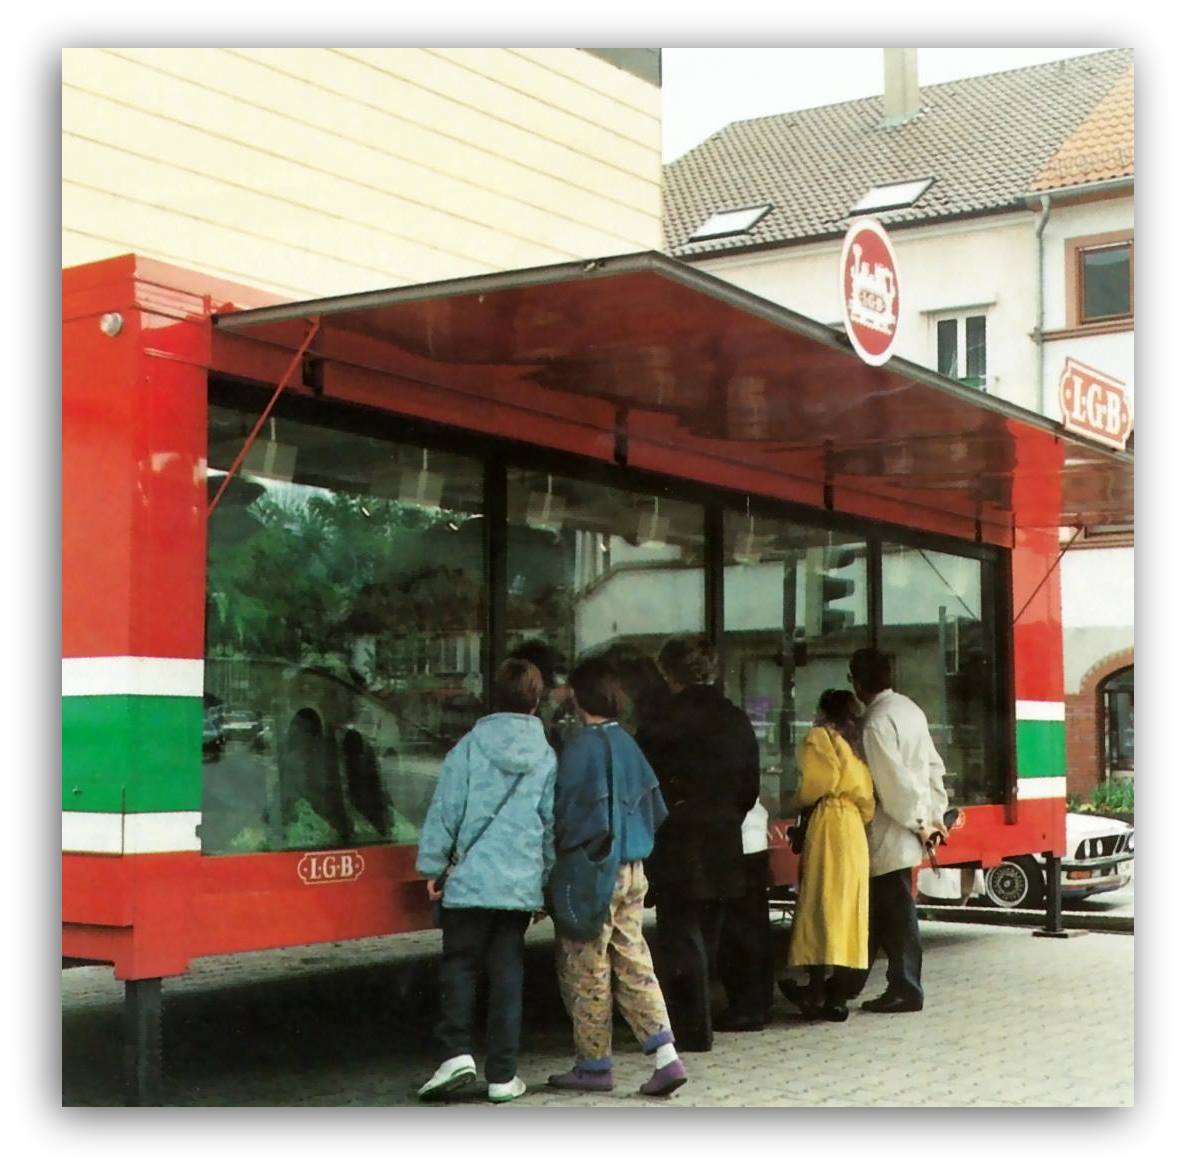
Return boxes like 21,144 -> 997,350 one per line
547,726 -> 621,942
431,755 -> 522,927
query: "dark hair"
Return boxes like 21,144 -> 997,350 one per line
493,658 -> 545,714
816,689 -> 865,760
657,636 -> 718,687
611,652 -> 671,727
568,656 -> 623,719
848,647 -> 892,696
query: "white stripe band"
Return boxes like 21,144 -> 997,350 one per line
1017,777 -> 1066,800
62,657 -> 204,698
1016,701 -> 1066,722
62,812 -> 202,854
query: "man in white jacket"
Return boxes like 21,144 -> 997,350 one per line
845,648 -> 948,1013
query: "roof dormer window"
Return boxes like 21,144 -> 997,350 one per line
850,178 -> 934,214
687,204 -> 772,241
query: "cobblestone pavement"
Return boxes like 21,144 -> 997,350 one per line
62,918 -> 1133,1108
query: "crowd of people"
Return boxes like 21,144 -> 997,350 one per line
414,637 -> 950,1104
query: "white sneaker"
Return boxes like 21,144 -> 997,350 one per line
417,1054 -> 477,1101
487,1075 -> 527,1103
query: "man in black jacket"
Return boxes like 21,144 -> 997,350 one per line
642,637 -> 760,1052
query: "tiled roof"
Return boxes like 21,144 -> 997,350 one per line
665,49 -> 1134,257
1031,66 -> 1134,190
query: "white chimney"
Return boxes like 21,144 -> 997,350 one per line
881,48 -> 920,126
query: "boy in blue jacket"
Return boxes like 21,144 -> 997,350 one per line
416,659 -> 557,1104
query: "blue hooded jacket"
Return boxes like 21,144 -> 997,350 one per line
416,713 -> 557,911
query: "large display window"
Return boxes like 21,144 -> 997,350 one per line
203,389 -> 1006,853
878,543 -> 1000,806
203,401 -> 486,855
721,510 -> 869,815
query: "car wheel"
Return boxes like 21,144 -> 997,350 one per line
983,857 -> 1045,909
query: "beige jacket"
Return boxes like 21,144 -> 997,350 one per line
861,690 -> 948,877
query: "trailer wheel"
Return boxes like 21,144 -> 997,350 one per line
983,857 -> 1045,909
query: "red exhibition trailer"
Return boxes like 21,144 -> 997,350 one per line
62,253 -> 1133,1102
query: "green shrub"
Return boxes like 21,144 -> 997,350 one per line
1074,776 -> 1134,815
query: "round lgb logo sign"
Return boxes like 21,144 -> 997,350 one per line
840,218 -> 900,366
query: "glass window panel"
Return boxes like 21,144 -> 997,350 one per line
204,403 -> 486,854
1102,666 -> 1134,774
937,318 -> 958,379
504,470 -> 705,733
965,315 -> 987,390
879,544 -> 999,805
1082,245 -> 1131,320
722,512 -> 869,816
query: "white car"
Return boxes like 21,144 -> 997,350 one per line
918,812 -> 1134,910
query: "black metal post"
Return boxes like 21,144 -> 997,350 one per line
123,977 -> 163,1105
1033,852 -> 1069,938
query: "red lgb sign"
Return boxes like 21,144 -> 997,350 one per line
840,217 -> 900,366
1058,358 -> 1132,450
297,850 -> 365,885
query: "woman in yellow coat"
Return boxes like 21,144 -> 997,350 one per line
784,689 -> 875,1021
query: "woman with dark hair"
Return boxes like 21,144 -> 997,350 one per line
547,655 -> 688,1097
783,689 -> 875,1021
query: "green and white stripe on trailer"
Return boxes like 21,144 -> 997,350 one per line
1015,700 -> 1065,799
62,657 -> 204,852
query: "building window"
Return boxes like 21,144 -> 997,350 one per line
1066,231 -> 1134,329
1101,666 -> 1134,777
936,313 -> 988,391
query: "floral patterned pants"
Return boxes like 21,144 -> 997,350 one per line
554,861 -> 674,1069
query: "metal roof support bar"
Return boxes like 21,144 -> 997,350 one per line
208,317 -> 321,515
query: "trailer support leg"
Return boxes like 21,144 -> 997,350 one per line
123,977 -> 163,1106
1033,852 -> 1070,938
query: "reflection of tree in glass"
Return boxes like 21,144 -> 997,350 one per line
207,490 -> 475,662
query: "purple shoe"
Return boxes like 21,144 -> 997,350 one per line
547,1066 -> 614,1092
639,1059 -> 688,1097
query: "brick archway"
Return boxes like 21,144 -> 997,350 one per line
1066,648 -> 1134,796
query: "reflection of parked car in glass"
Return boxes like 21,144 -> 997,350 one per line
222,707 -> 264,742
202,698 -> 225,760
918,812 -> 1134,909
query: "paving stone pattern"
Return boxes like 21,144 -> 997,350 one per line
62,920 -> 1133,1108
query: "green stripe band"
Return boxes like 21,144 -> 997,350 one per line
1016,719 -> 1066,780
62,695 -> 202,814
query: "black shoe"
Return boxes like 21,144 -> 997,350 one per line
860,993 -> 923,1014
777,979 -> 807,1006
820,1004 -> 850,1022
713,1012 -> 765,1032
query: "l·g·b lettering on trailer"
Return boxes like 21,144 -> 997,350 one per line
62,252 -> 1133,1102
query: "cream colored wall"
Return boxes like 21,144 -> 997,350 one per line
62,47 -> 662,299
695,213 -> 1042,413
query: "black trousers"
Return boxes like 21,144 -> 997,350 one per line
717,851 -> 774,1020
436,907 -> 531,1084
844,867 -> 924,1004
653,896 -> 727,1052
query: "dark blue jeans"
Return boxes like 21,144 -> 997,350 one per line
845,868 -> 924,1004
436,908 -> 531,1084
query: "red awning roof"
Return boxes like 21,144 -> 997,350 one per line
214,253 -> 1133,539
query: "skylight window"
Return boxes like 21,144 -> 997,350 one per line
688,204 -> 772,241
850,178 -> 934,214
